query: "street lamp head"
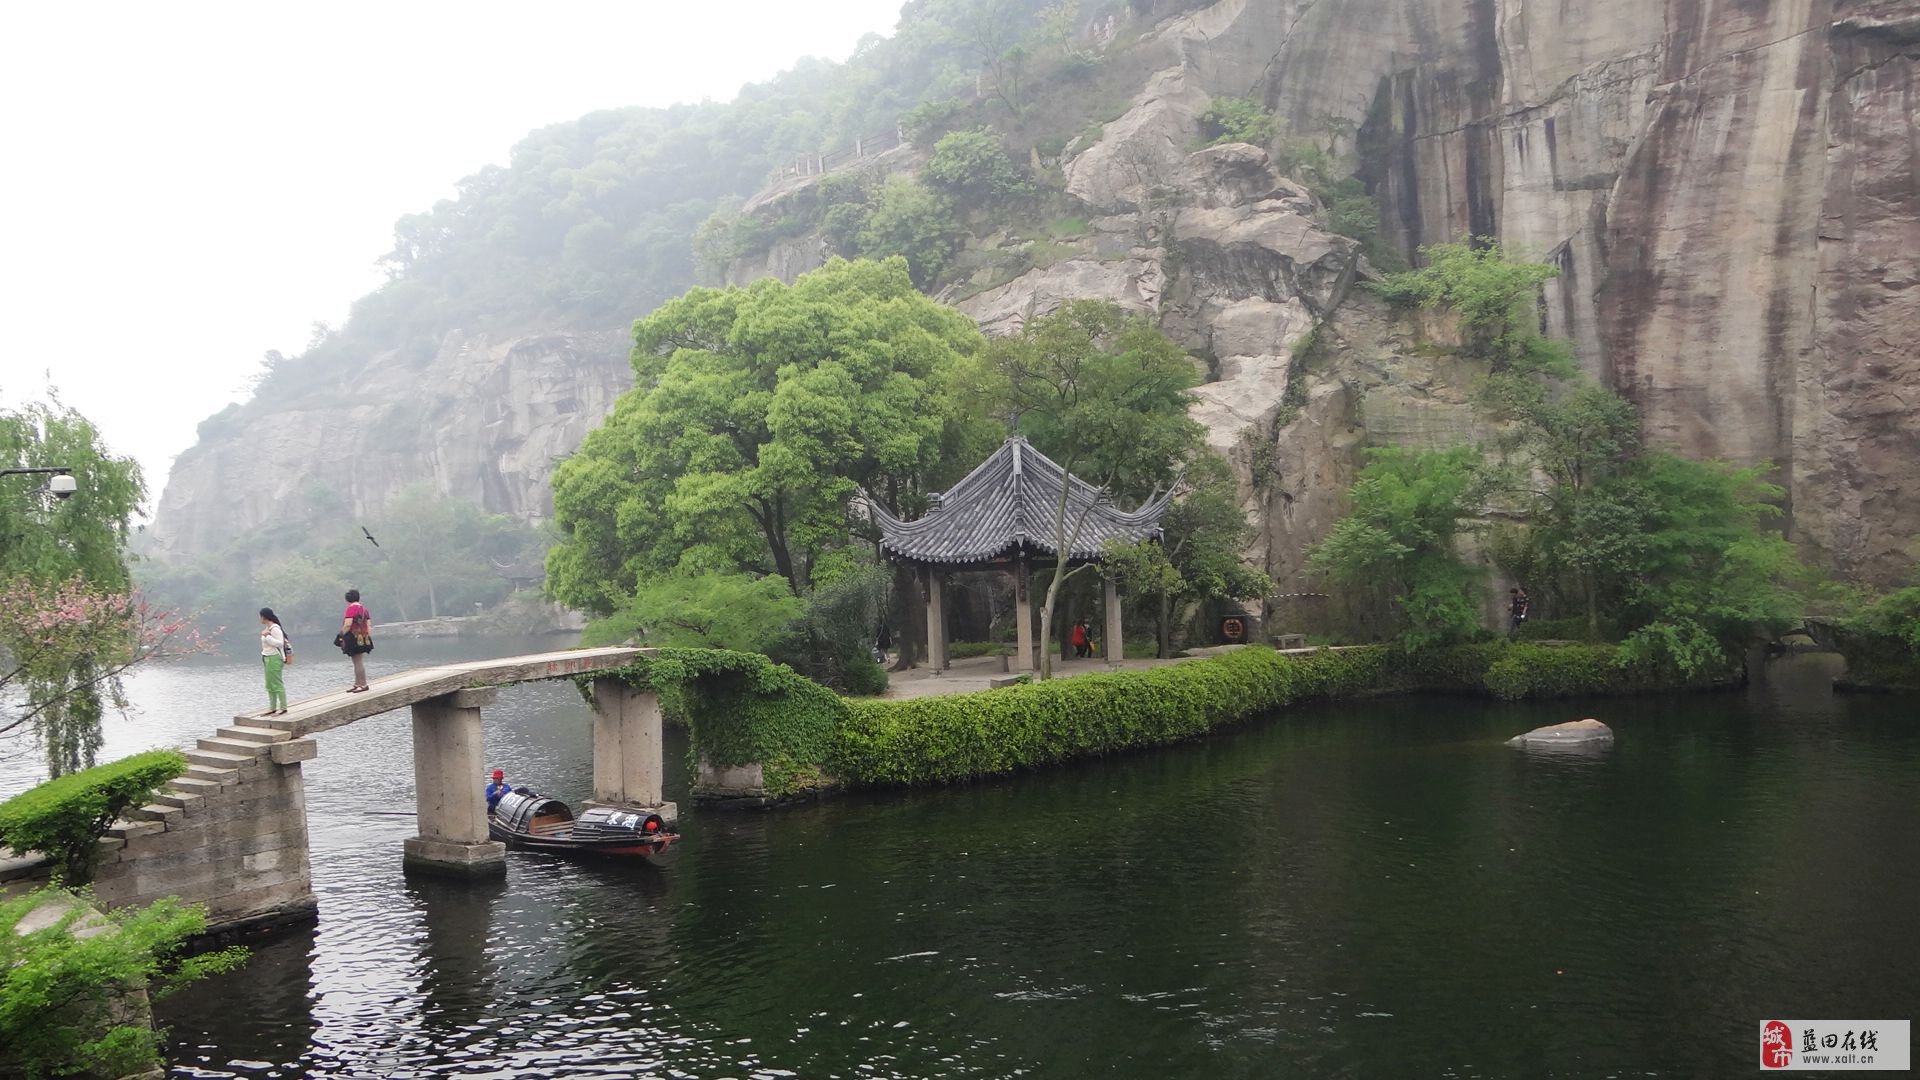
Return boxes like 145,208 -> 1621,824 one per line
47,473 -> 77,500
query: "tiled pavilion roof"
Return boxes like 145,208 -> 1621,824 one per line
872,437 -> 1169,566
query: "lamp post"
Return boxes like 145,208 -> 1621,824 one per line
0,467 -> 78,500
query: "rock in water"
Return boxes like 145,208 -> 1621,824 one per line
1506,719 -> 1614,749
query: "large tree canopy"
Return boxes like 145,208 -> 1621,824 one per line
547,257 -> 992,619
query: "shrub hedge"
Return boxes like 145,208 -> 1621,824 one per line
589,641 -> 1740,797
1413,641 -> 1731,700
835,647 -> 1393,787
0,751 -> 186,885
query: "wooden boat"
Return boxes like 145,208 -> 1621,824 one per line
488,789 -> 677,859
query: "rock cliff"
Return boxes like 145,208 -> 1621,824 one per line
950,0 -> 1920,588
148,329 -> 630,559
150,0 -> 1920,591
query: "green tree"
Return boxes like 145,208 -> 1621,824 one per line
1104,457 -> 1272,655
1,397 -> 150,776
1311,446 -> 1489,651
370,484 -> 542,620
1199,97 -> 1276,147
1375,240 -> 1574,375
1856,548 -> 1920,650
581,572 -> 805,652
1613,454 -> 1803,675
1488,381 -> 1645,636
548,258 -> 989,685
925,127 -> 1028,205
1484,373 -> 1806,670
969,300 -> 1203,677
238,487 -> 544,631
857,178 -> 966,288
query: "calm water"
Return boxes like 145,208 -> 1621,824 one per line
9,640 -> 1918,1077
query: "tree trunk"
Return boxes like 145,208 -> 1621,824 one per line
1157,590 -> 1172,658
1038,562 -> 1063,679
889,562 -> 921,670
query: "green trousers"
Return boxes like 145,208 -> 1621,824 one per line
263,654 -> 286,711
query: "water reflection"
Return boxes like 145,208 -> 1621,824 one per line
409,872 -> 505,1029
161,922 -> 319,1077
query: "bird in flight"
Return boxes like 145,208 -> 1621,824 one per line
361,526 -> 381,548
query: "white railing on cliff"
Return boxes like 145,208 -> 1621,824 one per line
780,127 -> 907,178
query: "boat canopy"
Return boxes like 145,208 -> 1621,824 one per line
492,789 -> 572,833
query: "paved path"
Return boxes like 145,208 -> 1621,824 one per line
876,645 -> 1366,701
878,653 -> 1198,700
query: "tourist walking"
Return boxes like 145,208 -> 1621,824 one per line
1509,587 -> 1531,633
336,588 -> 375,693
259,607 -> 290,715
1070,619 -> 1092,659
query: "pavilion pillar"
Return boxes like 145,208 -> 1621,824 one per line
1012,559 -> 1035,671
403,687 -> 506,876
925,566 -> 949,672
1103,573 -> 1124,669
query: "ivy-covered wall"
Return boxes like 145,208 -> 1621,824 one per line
1821,624 -> 1920,692
583,649 -> 850,798
585,642 -> 1730,799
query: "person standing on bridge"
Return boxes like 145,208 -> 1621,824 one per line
259,607 -> 290,715
337,588 -> 374,693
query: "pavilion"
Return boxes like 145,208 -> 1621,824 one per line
871,436 -> 1171,671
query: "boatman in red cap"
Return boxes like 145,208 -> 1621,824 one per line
485,768 -> 512,810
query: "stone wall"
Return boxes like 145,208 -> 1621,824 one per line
88,731 -> 319,937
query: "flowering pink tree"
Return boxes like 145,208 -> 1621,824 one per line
0,577 -> 214,776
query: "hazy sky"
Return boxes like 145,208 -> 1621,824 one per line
0,0 -> 905,505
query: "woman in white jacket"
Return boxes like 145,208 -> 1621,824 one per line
259,607 -> 290,715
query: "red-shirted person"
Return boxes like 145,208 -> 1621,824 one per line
337,589 -> 375,693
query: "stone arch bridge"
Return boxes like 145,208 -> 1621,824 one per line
2,648 -> 676,938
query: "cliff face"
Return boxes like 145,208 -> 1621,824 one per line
148,329 -> 631,559
151,0 -> 1919,588
1249,0 -> 1920,583
950,0 -> 1920,587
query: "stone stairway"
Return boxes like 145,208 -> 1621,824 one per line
72,723 -> 321,933
102,724 -> 315,845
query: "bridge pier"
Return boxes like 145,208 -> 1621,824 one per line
402,687 -> 507,876
586,679 -> 674,822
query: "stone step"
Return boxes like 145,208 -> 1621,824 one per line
153,791 -> 204,812
217,725 -> 290,744
170,775 -> 225,795
188,746 -> 261,768
198,736 -> 271,756
183,767 -> 239,790
129,803 -> 184,825
105,819 -> 164,840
